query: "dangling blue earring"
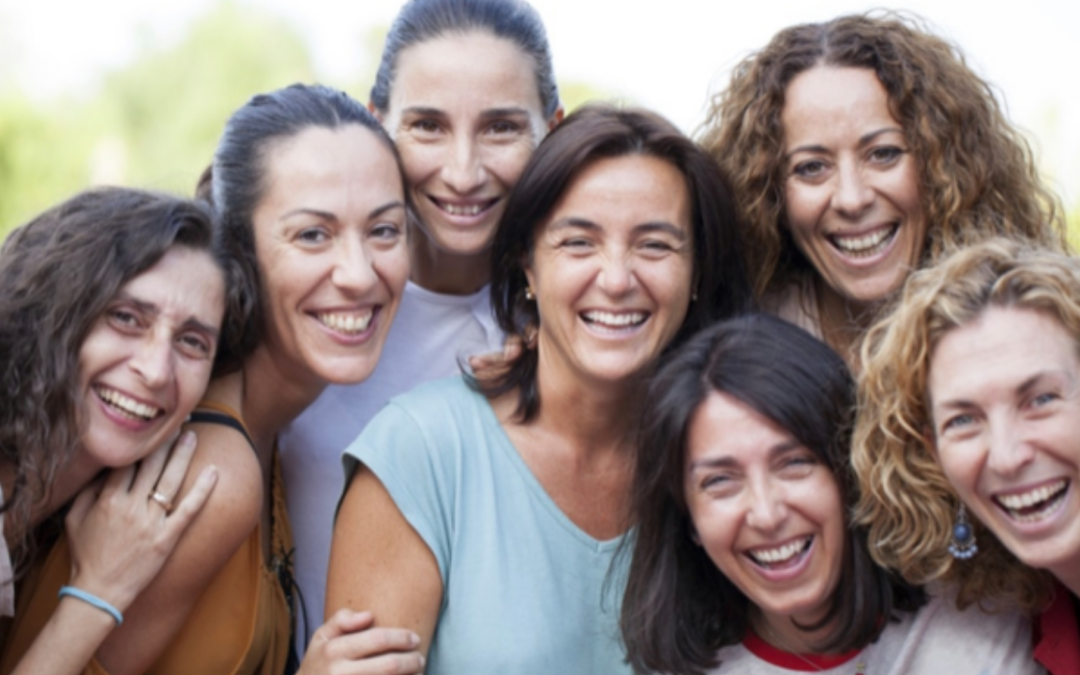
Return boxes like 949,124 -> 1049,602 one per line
948,503 -> 978,559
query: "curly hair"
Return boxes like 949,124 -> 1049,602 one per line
622,314 -> 923,675
852,237 -> 1070,612
700,11 -> 1066,300
0,187 -> 224,571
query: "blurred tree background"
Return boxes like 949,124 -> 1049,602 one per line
0,0 -> 612,239
1,0 -> 1073,241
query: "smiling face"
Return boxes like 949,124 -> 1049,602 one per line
525,154 -> 694,388
380,31 -> 556,265
929,306 -> 1080,587
684,390 -> 845,642
781,66 -> 926,308
78,245 -> 225,469
252,124 -> 410,387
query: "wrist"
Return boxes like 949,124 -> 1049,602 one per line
58,586 -> 124,625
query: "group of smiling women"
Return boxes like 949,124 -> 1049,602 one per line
0,0 -> 1075,674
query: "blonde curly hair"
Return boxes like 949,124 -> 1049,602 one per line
700,12 -> 1066,300
852,238 -> 1080,611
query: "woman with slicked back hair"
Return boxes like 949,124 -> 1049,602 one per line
279,0 -> 564,639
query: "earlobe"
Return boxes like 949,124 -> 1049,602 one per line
368,101 -> 383,123
548,106 -> 565,132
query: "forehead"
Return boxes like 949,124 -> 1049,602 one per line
259,125 -> 401,208
119,246 -> 225,320
929,306 -> 1080,402
546,154 -> 691,224
781,66 -> 899,142
389,31 -> 543,114
685,391 -> 794,466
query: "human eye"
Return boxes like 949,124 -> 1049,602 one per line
791,159 -> 827,179
177,332 -> 212,358
868,145 -> 905,164
1031,391 -> 1061,409
487,119 -> 524,136
370,221 -> 403,242
940,413 -> 974,434
296,227 -> 330,246
409,118 -> 442,136
106,307 -> 141,330
778,450 -> 818,475
559,236 -> 593,251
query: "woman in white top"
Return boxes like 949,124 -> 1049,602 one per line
278,0 -> 563,634
620,313 -> 1038,675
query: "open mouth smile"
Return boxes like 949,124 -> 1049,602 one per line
745,536 -> 813,571
95,386 -> 163,422
429,197 -> 499,218
828,223 -> 898,259
993,479 -> 1070,524
317,309 -> 375,335
581,310 -> 649,333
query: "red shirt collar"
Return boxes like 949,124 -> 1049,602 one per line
744,627 -> 863,671
1033,582 -> 1080,675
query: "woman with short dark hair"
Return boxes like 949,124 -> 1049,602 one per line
621,313 -> 1038,675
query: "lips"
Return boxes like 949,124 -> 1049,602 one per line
993,479 -> 1070,524
828,223 -> 898,259
745,536 -> 813,570
94,385 -> 163,421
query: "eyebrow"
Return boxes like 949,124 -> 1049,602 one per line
281,201 -> 406,222
401,106 -> 532,119
115,292 -> 220,339
686,440 -> 802,473
786,126 -> 905,159
934,371 -> 1070,412
548,218 -> 688,241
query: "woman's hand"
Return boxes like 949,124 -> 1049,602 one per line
298,610 -> 425,675
65,430 -> 218,613
467,334 -> 524,374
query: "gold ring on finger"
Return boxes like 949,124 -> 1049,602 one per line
148,490 -> 174,514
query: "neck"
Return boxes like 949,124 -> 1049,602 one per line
409,232 -> 490,295
0,449 -> 104,548
526,347 -> 646,455
815,277 -> 876,372
751,602 -> 836,656
1053,559 -> 1080,600
239,344 -> 328,454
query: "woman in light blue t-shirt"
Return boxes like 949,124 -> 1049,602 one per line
324,104 -> 753,674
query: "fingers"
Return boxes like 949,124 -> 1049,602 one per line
129,429 -> 180,496
144,431 -> 198,509
318,609 -> 375,641
305,613 -> 424,675
159,464 -> 218,541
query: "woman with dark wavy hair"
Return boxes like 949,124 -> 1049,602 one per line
0,187 -> 225,674
621,314 -> 1037,675
701,12 -> 1065,366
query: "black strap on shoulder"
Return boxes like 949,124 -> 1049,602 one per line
189,410 -> 256,450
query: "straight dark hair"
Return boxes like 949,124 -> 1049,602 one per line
475,104 -> 752,421
620,313 -> 925,674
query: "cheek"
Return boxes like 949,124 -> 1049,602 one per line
376,246 -> 412,291
398,143 -> 441,185
486,143 -> 535,186
782,183 -> 821,238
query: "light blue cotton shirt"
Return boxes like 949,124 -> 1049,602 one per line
343,376 -> 632,675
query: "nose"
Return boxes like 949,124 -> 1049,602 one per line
597,253 -> 635,298
441,134 -> 485,194
986,416 -> 1036,477
130,332 -> 173,389
745,480 -> 788,533
831,161 -> 874,218
331,237 -> 378,295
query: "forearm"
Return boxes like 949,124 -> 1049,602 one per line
10,596 -> 115,675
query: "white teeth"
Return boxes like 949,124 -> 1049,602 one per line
318,311 -> 373,335
582,311 -> 647,328
748,537 -> 811,565
831,225 -> 896,257
441,203 -> 485,216
997,480 -> 1068,522
96,387 -> 160,421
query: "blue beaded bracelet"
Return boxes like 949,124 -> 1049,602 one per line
58,586 -> 123,625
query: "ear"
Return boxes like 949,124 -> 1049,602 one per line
368,101 -> 383,123
547,106 -> 565,132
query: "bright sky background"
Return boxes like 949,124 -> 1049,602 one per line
3,0 -> 1078,206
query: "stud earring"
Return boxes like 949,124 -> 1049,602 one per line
948,503 -> 978,559
525,286 -> 535,301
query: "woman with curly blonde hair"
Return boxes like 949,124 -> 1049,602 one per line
701,12 -> 1065,364
854,238 -> 1080,674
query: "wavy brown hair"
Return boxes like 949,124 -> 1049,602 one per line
0,187 -> 224,572
853,238 -> 1066,612
700,12 -> 1066,300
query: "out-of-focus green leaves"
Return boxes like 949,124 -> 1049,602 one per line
0,1 -> 315,239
